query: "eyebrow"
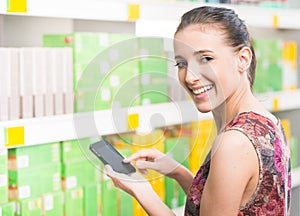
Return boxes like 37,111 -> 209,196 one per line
175,49 -> 213,60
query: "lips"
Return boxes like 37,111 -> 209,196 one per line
191,84 -> 213,95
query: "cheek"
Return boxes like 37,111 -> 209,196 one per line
177,71 -> 186,84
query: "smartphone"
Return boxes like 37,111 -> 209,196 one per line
89,139 -> 136,174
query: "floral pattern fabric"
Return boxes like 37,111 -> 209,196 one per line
184,111 -> 291,216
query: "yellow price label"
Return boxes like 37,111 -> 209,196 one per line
128,113 -> 139,130
128,4 -> 140,20
272,14 -> 279,29
5,126 -> 24,147
7,0 -> 27,12
273,98 -> 279,111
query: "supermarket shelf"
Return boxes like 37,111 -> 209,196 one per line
2,0 -> 300,30
256,89 -> 300,112
2,0 -> 128,21
1,90 -> 300,149
138,1 -> 300,29
0,100 -> 211,149
292,166 -> 300,188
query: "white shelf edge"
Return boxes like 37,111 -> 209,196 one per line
0,101 -> 211,149
1,90 -> 300,149
256,89 -> 300,112
1,1 -> 300,29
292,166 -> 300,188
1,0 -> 129,21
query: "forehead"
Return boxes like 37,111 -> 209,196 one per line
174,24 -> 228,54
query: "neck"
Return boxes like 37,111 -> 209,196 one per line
212,85 -> 258,133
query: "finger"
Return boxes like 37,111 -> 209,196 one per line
123,149 -> 161,163
136,160 -> 158,170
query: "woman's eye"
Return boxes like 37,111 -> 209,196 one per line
174,61 -> 187,69
200,56 -> 213,63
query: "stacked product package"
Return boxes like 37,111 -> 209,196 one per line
8,142 -> 62,216
0,148 -> 14,216
253,38 -> 298,93
0,48 -> 73,121
43,33 -> 171,112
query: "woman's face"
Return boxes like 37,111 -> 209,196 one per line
174,24 -> 242,113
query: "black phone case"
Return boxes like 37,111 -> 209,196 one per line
89,139 -> 136,174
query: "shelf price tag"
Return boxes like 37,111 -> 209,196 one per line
4,126 -> 24,147
128,113 -> 139,130
128,4 -> 140,21
6,0 -> 27,13
272,14 -> 279,29
273,97 -> 279,111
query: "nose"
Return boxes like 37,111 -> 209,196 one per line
185,61 -> 200,84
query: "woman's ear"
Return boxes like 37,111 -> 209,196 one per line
238,46 -> 252,73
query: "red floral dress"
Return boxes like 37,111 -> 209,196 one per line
184,111 -> 291,216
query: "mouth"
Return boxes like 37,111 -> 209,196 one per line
191,84 -> 213,95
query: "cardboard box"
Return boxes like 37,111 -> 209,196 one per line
101,175 -> 118,216
9,163 -> 61,200
0,48 -> 10,121
8,143 -> 60,170
15,197 -> 42,216
64,187 -> 84,216
0,202 -> 15,216
83,183 -> 98,216
61,159 -> 97,190
42,191 -> 64,216
9,49 -> 21,120
19,48 -> 34,118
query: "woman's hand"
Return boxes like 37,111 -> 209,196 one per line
123,148 -> 181,178
105,165 -> 175,216
104,165 -> 151,197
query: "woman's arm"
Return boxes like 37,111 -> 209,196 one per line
200,131 -> 259,215
167,164 -> 194,196
105,165 -> 175,216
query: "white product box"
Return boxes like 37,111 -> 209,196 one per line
53,49 -> 64,115
9,49 -> 21,120
44,49 -> 54,116
32,48 -> 45,117
62,48 -> 73,114
0,48 -> 10,121
19,48 -> 34,118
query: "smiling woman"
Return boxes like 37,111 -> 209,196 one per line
105,5 -> 291,216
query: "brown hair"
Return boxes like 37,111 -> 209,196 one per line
175,6 -> 256,89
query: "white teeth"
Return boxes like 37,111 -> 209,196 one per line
192,85 -> 213,95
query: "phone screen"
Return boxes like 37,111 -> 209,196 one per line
89,139 -> 136,174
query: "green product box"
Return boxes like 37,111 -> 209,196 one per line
8,163 -> 61,200
0,202 -> 14,216
61,159 -> 97,190
0,185 -> 8,205
164,137 -> 190,165
101,176 -> 118,216
75,87 -> 111,112
60,140 -> 85,162
138,37 -> 166,56
15,197 -> 42,216
83,184 -> 98,216
43,32 -> 110,90
0,149 -> 7,174
139,58 -> 169,105
120,190 -> 133,216
8,143 -> 60,170
42,191 -> 64,216
290,136 -> 298,169
109,59 -> 140,108
267,63 -> 282,92
64,187 -> 84,216
0,148 -> 8,204
164,137 -> 189,208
